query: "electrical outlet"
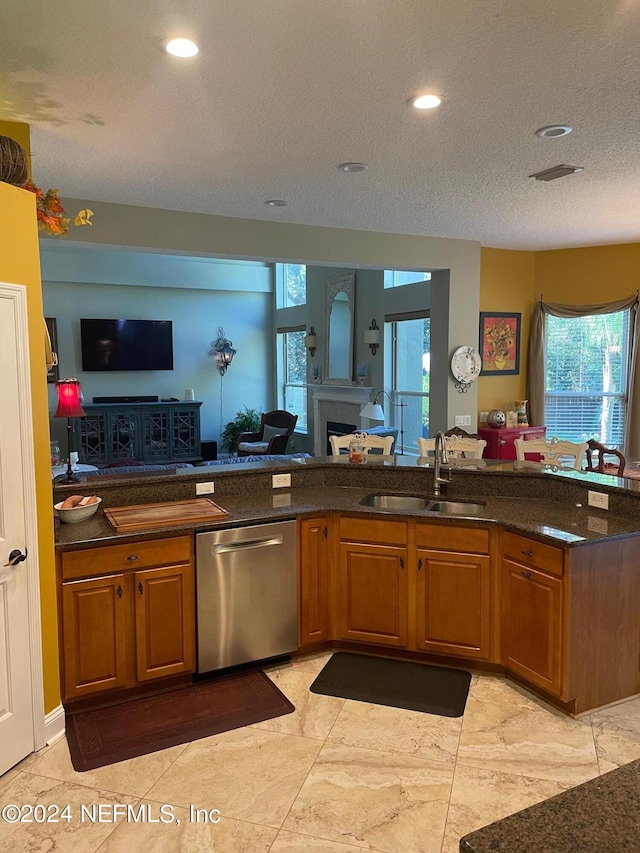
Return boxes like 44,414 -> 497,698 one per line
455,415 -> 472,427
272,473 -> 291,489
588,490 -> 609,510
479,411 -> 488,423
272,493 -> 291,508
588,515 -> 609,535
196,481 -> 214,495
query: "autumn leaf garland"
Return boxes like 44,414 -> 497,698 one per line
22,180 -> 94,237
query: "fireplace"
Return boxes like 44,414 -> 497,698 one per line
326,420 -> 357,455
310,385 -> 374,456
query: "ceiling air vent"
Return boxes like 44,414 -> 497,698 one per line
529,164 -> 584,182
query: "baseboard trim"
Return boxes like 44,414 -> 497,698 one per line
44,705 -> 65,746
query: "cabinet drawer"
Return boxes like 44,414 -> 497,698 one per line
61,535 -> 192,581
339,516 -> 406,545
416,523 -> 489,554
502,532 -> 564,577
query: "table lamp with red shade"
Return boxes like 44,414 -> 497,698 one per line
53,379 -> 86,483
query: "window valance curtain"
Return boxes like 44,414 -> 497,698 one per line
527,295 -> 640,457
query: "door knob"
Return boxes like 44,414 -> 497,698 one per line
3,548 -> 27,567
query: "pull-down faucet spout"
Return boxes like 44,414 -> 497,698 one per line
433,431 -> 452,497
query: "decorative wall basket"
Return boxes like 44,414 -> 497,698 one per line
0,135 -> 28,186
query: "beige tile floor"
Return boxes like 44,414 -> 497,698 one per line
2,651 -> 640,853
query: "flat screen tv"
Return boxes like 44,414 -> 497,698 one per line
80,319 -> 174,371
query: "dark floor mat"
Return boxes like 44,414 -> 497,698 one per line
310,653 -> 470,717
66,669 -> 294,771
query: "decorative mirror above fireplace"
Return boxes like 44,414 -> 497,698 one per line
324,271 -> 355,385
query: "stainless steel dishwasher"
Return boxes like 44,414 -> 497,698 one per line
195,520 -> 297,673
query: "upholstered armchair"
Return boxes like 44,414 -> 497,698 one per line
236,410 -> 298,456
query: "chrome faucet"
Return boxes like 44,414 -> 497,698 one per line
433,431 -> 452,497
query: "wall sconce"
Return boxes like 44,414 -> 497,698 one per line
53,378 -> 86,482
209,327 -> 237,376
304,327 -> 317,357
364,319 -> 380,355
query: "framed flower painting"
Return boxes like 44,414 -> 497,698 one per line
479,312 -> 521,375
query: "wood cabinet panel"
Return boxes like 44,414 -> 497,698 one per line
339,516 -> 407,545
338,542 -> 408,646
416,549 -> 491,659
61,536 -> 192,581
478,426 -> 547,460
501,558 -> 563,695
502,532 -> 564,578
61,574 -> 127,699
416,523 -> 490,554
134,565 -> 194,681
299,517 -> 331,645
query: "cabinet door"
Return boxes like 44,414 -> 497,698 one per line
140,409 -> 171,461
61,574 -> 127,700
75,410 -> 109,465
416,549 -> 491,659
501,559 -> 563,696
108,410 -> 139,462
338,542 -> 408,646
299,517 -> 331,645
171,407 -> 200,458
134,564 -> 195,681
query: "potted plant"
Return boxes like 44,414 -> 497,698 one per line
221,407 -> 261,455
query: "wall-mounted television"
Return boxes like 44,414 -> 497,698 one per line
80,319 -> 174,371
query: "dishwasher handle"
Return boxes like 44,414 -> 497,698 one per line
212,535 -> 284,555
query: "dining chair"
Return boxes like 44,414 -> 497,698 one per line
329,433 -> 394,455
417,435 -> 487,459
584,438 -> 626,477
514,437 -> 588,470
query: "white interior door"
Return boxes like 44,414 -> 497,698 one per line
0,284 -> 35,774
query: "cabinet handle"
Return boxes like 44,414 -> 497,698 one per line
521,550 -> 533,557
521,570 -> 532,579
117,585 -> 123,598
498,439 -> 506,446
138,582 -> 143,595
417,558 -> 422,572
323,526 -> 328,538
126,555 -> 139,561
400,557 -> 404,569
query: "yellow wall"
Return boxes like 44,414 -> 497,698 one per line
0,182 -> 59,713
478,248 -> 536,415
535,243 -> 640,304
0,120 -> 31,179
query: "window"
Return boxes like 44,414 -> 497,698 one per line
389,314 -> 430,453
275,263 -> 306,308
384,270 -> 431,289
544,310 -> 630,447
277,329 -> 307,432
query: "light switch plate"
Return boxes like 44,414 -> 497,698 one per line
196,481 -> 214,495
272,473 -> 291,489
479,411 -> 488,423
454,415 -> 472,427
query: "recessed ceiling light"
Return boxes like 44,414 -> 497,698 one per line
409,94 -> 445,110
337,162 -> 368,173
164,38 -> 199,57
535,125 -> 573,138
265,199 -> 287,207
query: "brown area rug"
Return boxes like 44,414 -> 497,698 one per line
65,669 -> 294,772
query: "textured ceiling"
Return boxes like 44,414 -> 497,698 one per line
2,0 -> 640,250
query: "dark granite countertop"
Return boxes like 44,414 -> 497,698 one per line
54,462 -> 640,550
460,758 -> 640,853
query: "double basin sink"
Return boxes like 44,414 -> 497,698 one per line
360,493 -> 486,516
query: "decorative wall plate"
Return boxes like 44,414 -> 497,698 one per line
450,346 -> 482,385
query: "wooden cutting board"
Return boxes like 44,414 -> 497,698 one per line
104,498 -> 229,531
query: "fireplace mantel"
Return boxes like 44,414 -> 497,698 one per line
310,385 -> 374,456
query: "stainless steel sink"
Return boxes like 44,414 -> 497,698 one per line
426,500 -> 486,515
360,494 -> 430,510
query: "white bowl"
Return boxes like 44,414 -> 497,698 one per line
54,497 -> 102,524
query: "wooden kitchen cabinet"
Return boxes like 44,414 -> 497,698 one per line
501,534 -> 564,696
338,517 -> 408,647
298,516 -> 331,646
59,535 -> 194,703
415,523 -> 491,659
479,426 -> 546,460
